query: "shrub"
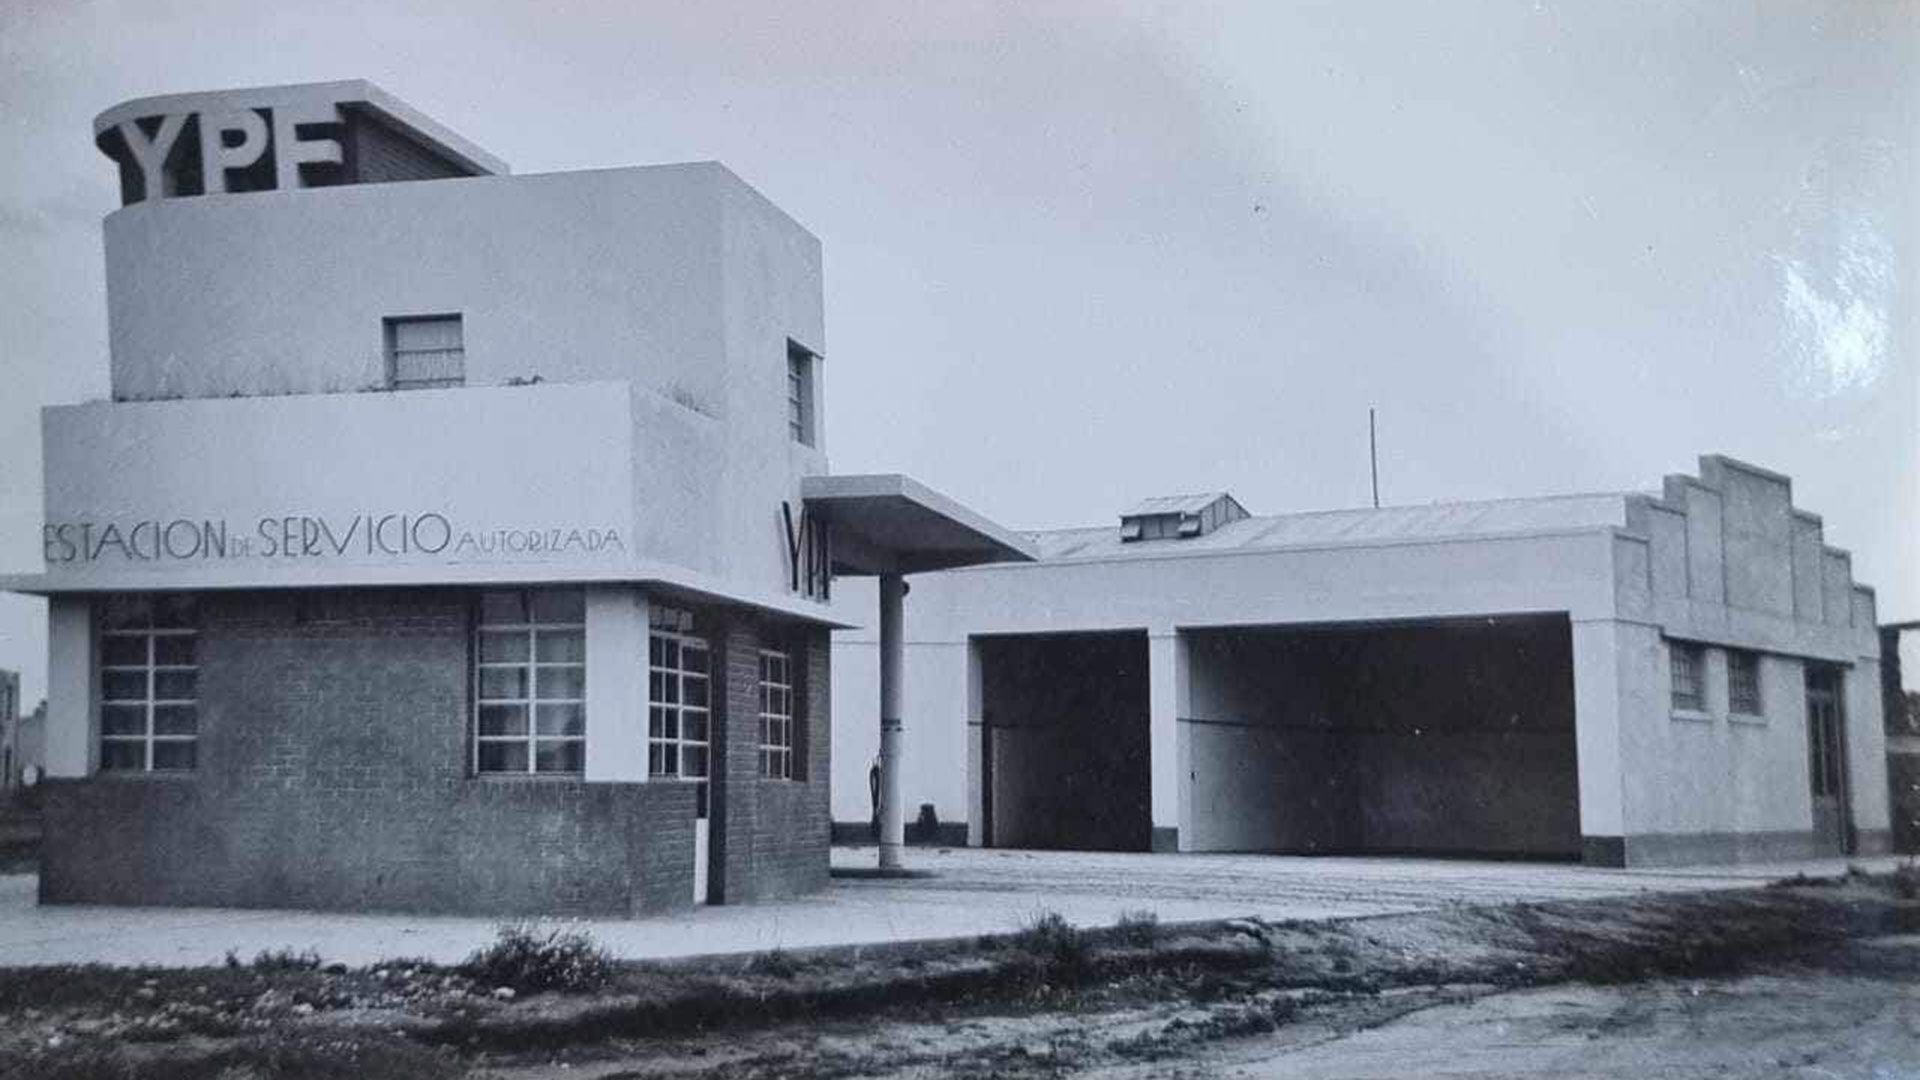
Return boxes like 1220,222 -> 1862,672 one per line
458,923 -> 616,993
1895,858 -> 1920,901
250,947 -> 323,972
1115,909 -> 1160,948
1013,910 -> 1089,972
745,948 -> 801,979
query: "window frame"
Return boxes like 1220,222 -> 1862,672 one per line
648,628 -> 712,786
97,596 -> 198,774
473,589 -> 586,776
1669,640 -> 1707,714
757,648 -> 797,780
1727,649 -> 1763,717
385,313 -> 466,390
786,340 -> 816,446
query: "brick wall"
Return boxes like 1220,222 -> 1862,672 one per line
710,616 -> 831,904
40,588 -> 699,917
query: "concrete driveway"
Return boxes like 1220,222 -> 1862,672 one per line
0,847 -> 1897,969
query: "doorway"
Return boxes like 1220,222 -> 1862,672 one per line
1805,665 -> 1849,856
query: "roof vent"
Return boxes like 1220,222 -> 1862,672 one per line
1119,492 -> 1248,542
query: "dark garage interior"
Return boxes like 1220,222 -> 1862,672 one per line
1183,613 -> 1581,858
977,631 -> 1151,851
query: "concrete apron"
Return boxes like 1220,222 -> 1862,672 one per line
0,848 -> 1903,969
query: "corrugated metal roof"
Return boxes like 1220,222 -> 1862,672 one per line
1120,493 -> 1232,517
1028,492 -> 1634,562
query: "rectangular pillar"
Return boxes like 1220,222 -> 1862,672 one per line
1570,617 -> 1629,863
584,586 -> 647,782
45,595 -> 93,778
965,637 -> 986,847
1147,630 -> 1187,852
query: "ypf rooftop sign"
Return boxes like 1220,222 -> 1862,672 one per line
94,81 -> 507,205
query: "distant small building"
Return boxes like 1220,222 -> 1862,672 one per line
0,670 -> 17,789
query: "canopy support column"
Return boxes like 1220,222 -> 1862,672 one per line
877,572 -> 907,869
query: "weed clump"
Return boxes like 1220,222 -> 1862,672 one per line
1013,910 -> 1089,972
230,947 -> 323,971
1895,858 -> 1920,901
458,923 -> 616,993
746,947 -> 801,979
1116,909 -> 1160,948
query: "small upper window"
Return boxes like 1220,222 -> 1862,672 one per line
387,315 -> 465,390
787,341 -> 816,446
1728,649 -> 1763,716
1670,641 -> 1706,713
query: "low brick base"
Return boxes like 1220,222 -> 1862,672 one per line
39,588 -> 831,917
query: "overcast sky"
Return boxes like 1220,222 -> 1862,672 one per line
1,1 -> 1914,707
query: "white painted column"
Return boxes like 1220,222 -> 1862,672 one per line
965,637 -> 986,847
1844,655 -> 1892,835
1570,618 -> 1628,846
584,586 -> 648,782
878,573 -> 906,869
1147,630 -> 1188,851
45,595 -> 94,778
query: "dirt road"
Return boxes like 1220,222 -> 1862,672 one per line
1105,934 -> 1920,1079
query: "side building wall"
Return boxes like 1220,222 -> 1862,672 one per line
1593,455 -> 1890,864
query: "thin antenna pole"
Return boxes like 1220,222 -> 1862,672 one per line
1369,407 -> 1380,509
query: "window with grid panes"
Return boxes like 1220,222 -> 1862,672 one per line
98,594 -> 198,772
787,341 -> 815,445
758,649 -> 796,779
648,629 -> 710,786
1727,649 -> 1762,716
1670,641 -> 1706,713
474,589 -> 585,774
386,315 -> 465,389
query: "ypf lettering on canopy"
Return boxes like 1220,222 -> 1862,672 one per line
94,82 -> 503,206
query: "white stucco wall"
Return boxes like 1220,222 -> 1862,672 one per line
22,161 -> 832,617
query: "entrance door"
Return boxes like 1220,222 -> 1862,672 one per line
1805,667 -> 1848,856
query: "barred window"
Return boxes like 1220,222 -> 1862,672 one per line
474,589 -> 585,774
1670,641 -> 1706,713
98,594 -> 198,772
758,649 -> 796,779
648,628 -> 710,785
387,314 -> 465,390
1727,649 -> 1763,716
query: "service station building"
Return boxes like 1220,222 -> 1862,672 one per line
4,81 -> 1029,916
5,82 -> 1897,920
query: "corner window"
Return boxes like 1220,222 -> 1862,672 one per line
474,589 -> 585,774
787,341 -> 816,446
1669,641 -> 1706,713
98,595 -> 198,772
758,648 -> 797,779
1727,649 -> 1763,716
387,314 -> 465,389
